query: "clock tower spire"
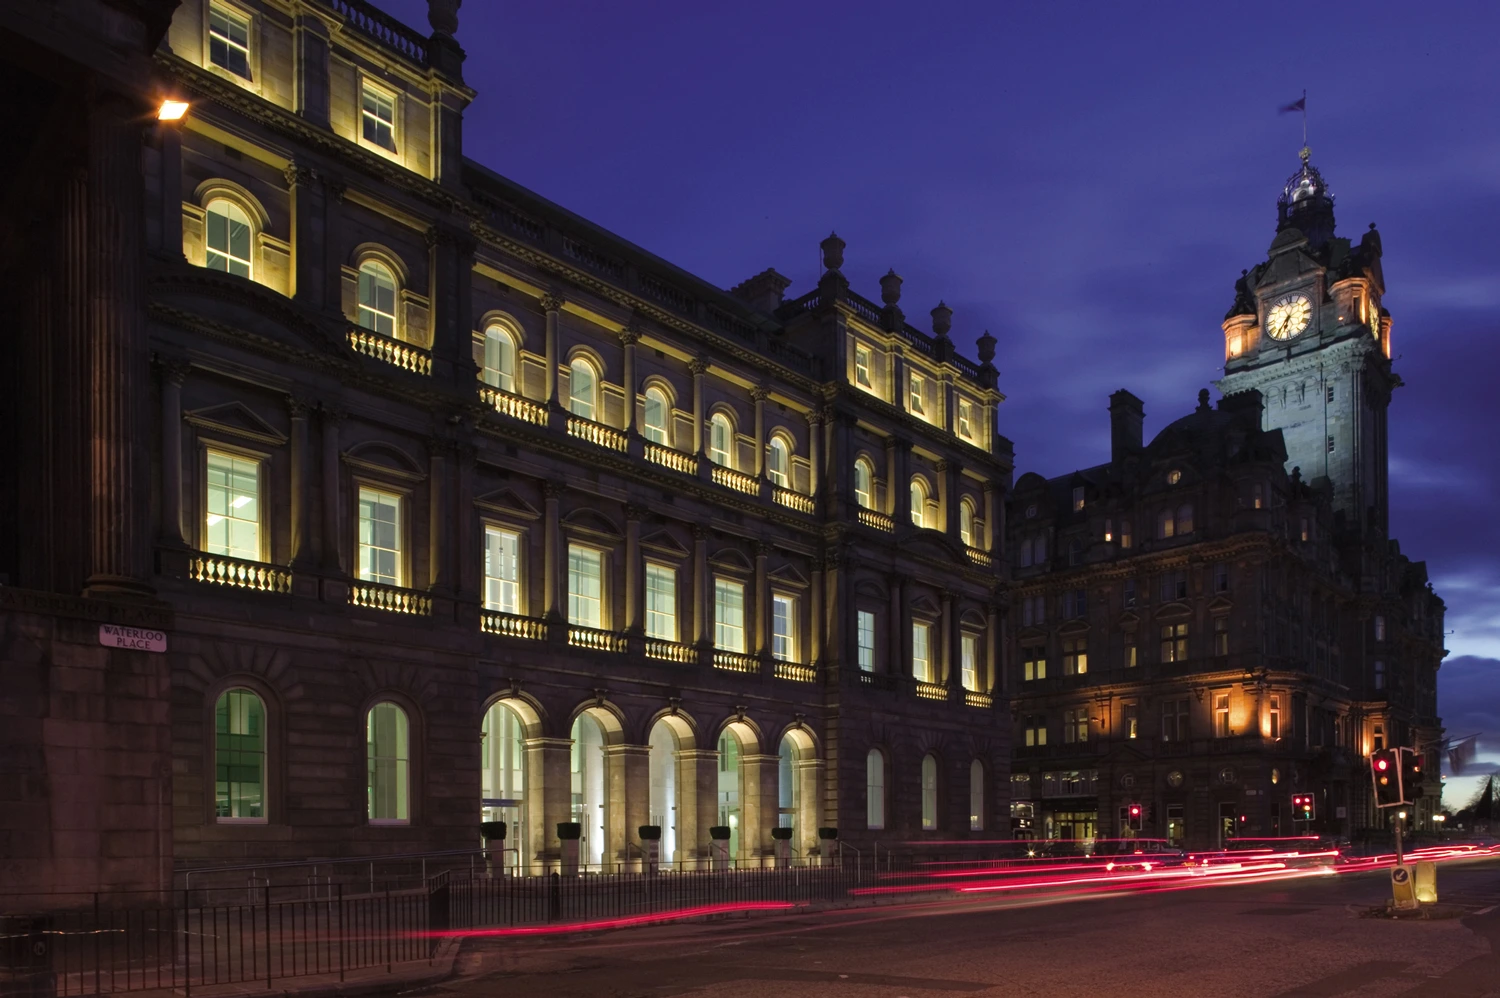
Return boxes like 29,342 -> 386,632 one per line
1216,152 -> 1397,537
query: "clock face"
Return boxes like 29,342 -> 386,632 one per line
1266,294 -> 1312,340
1166,770 -> 1184,789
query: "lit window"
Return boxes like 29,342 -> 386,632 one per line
1157,508 -> 1175,539
1123,702 -> 1139,739
208,5 -> 251,79
1269,697 -> 1281,739
1125,638 -> 1138,668
854,345 -> 873,389
1300,518 -> 1311,543
361,82 -> 396,151
857,610 -> 877,672
1160,622 -> 1189,663
957,399 -> 974,440
567,545 -> 604,628
1214,616 -> 1229,656
483,526 -> 520,615
366,702 -> 409,822
909,372 -> 926,415
357,487 -> 402,586
772,594 -> 795,662
912,622 -> 932,681
969,760 -> 985,831
645,563 -> 676,640
709,413 -> 733,467
1022,645 -> 1046,682
482,326 -> 516,393
1252,483 -> 1264,509
714,578 -> 745,652
1120,519 -> 1133,549
921,754 -> 938,830
767,437 -> 790,488
961,633 -> 979,691
1228,334 -> 1243,357
1072,486 -> 1085,511
853,458 -> 874,510
1062,637 -> 1087,676
866,749 -> 885,829
960,502 -> 976,547
643,388 -> 670,445
1104,518 -> 1113,543
1214,693 -> 1230,737
910,479 -> 928,528
215,688 -> 265,820
205,450 -> 261,561
1167,469 -> 1182,486
1064,708 -> 1088,744
568,359 -> 597,421
1025,714 -> 1047,747
205,199 -> 253,279
357,260 -> 398,337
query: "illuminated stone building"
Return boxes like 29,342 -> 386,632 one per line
0,0 -> 1010,893
1006,154 -> 1445,852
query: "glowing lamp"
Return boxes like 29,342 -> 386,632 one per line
158,99 -> 190,121
1434,814 -> 1446,823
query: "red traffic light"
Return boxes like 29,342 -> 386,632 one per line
1128,805 -> 1141,817
1374,758 -> 1389,771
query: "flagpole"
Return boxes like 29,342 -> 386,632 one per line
1301,89 -> 1307,148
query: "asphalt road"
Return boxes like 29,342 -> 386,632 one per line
411,859 -> 1500,998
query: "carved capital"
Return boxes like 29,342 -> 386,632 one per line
286,394 -> 314,419
283,162 -> 318,188
806,409 -> 824,427
692,524 -> 710,541
623,502 -> 649,522
751,386 -> 771,403
543,480 -> 566,500
618,327 -> 641,346
755,540 -> 774,558
155,354 -> 191,386
540,293 -> 565,313
688,359 -> 710,377
320,403 -> 346,424
326,179 -> 348,202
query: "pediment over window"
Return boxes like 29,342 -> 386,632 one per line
709,547 -> 754,573
185,402 -> 287,447
1154,601 -> 1193,621
768,563 -> 809,588
1207,595 -> 1234,613
959,609 -> 988,630
474,487 -> 540,520
342,440 -> 425,481
640,527 -> 689,558
1117,610 -> 1141,628
855,579 -> 888,600
562,507 -> 621,540
910,595 -> 941,617
1017,625 -> 1048,641
1058,620 -> 1090,637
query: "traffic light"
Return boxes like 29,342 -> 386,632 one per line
1128,803 -> 1142,831
1401,747 -> 1424,799
1291,793 -> 1315,821
1371,748 -> 1403,808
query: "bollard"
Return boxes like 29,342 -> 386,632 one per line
709,825 -> 731,872
771,827 -> 793,869
639,825 -> 661,876
558,822 -> 581,876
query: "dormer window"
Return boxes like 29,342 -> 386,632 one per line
854,345 -> 873,389
209,5 -> 252,80
361,82 -> 397,152
957,399 -> 974,440
909,372 -> 926,415
1072,486 -> 1084,512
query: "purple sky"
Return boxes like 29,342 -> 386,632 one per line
384,0 -> 1500,803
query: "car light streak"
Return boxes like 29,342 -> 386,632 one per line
414,901 -> 798,938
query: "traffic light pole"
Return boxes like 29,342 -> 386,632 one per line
1393,812 -> 1404,867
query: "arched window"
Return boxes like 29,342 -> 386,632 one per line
910,478 -> 929,528
1176,504 -> 1194,535
969,759 -> 985,831
921,754 -> 939,830
367,702 -> 409,822
959,500 -> 976,547
767,437 -> 790,488
205,199 -> 253,279
482,325 -> 516,393
709,413 -> 733,468
215,688 -> 266,821
854,458 -> 874,510
481,701 -> 526,862
648,721 -> 680,867
778,734 -> 801,835
866,749 -> 885,830
643,387 -> 670,445
568,358 -> 597,421
571,712 -> 607,867
1157,508 -> 1175,540
357,260 -> 398,337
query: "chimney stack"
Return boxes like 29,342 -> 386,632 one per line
1108,389 -> 1145,465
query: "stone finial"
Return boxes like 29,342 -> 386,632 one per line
976,330 -> 996,364
879,269 -> 903,306
820,232 -> 845,272
429,0 -> 460,36
1198,388 -> 1211,411
931,301 -> 953,338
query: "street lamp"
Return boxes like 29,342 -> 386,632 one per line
157,99 -> 190,121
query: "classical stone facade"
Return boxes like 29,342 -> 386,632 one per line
0,0 -> 1011,893
1005,155 -> 1445,852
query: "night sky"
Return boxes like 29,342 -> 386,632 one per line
382,0 -> 1500,804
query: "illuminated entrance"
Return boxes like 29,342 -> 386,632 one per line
480,700 -> 527,872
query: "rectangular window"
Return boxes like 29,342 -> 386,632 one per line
205,450 -> 261,561
1326,385 -> 1335,403
714,578 -> 746,652
1120,519 -> 1132,549
1018,538 -> 1033,568
909,372 -> 926,415
361,82 -> 396,150
1160,622 -> 1189,663
1252,482 -> 1264,509
1023,645 -> 1047,682
1162,698 -> 1190,742
1327,435 -> 1336,453
357,487 -> 403,586
1269,696 -> 1281,740
1374,659 -> 1386,690
961,633 -> 979,692
1021,594 -> 1045,627
483,526 -> 521,614
1374,614 -> 1386,641
1062,637 -> 1087,676
1214,693 -> 1231,737
1300,518 -> 1311,543
1214,563 -> 1229,593
1123,578 -> 1136,609
1214,615 -> 1229,656
567,545 -> 604,628
645,563 -> 677,640
1072,486 -> 1085,512
1063,588 -> 1088,620
854,345 -> 873,389
1373,722 -> 1385,751
1123,702 -> 1139,740
772,594 -> 795,662
208,5 -> 252,79
957,399 -> 974,440
1159,571 -> 1188,603
1125,639 -> 1138,668
912,622 -> 932,681
857,610 -> 877,671
1064,707 -> 1089,744
1025,715 -> 1047,747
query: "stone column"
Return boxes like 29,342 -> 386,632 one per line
674,747 -> 707,869
158,359 -> 189,549
624,505 -> 644,637
426,226 -> 477,385
56,159 -> 91,595
753,541 -> 770,658
687,748 -> 720,869
796,758 -> 823,857
988,602 -> 1001,694
454,442 -> 478,605
158,122 -> 183,259
319,406 -> 344,573
741,754 -> 778,866
285,163 -> 320,307
528,736 -> 573,871
891,346 -> 907,414
293,13 -> 331,127
85,96 -> 152,596
890,437 -> 912,526
940,591 -> 954,685
810,561 -> 825,667
888,577 -> 903,676
543,482 -> 563,623
542,293 -> 563,408
288,396 -> 314,569
824,548 -> 850,669
752,386 -> 768,479
690,360 -> 708,459
614,744 -> 651,871
806,409 -> 823,502
323,179 -> 347,318
428,447 -> 449,592
691,524 -> 708,647
944,460 -> 964,539
983,482 -> 997,554
943,374 -> 958,434
620,326 -> 639,434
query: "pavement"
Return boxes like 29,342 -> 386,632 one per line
393,858 -> 1500,998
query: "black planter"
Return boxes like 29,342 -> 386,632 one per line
708,825 -> 732,840
480,820 -> 507,841
638,825 -> 662,841
556,821 -> 582,841
770,827 -> 793,841
817,827 -> 839,840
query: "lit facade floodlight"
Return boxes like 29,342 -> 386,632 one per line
158,99 -> 190,121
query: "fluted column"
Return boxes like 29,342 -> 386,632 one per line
158,359 -> 190,549
752,387 -> 768,478
86,96 -> 151,595
620,326 -> 639,434
57,160 -> 91,594
454,442 -> 478,604
542,293 -> 563,407
888,577 -> 902,676
939,591 -> 954,685
288,396 -> 314,568
691,524 -> 708,647
624,505 -> 644,636
543,481 -> 563,622
428,446 -> 449,592
987,602 -> 1000,694
690,360 -> 708,459
806,409 -> 823,501
753,541 -> 770,658
319,406 -> 345,573
810,560 -> 824,667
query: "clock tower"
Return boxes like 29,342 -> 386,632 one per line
1216,149 -> 1398,536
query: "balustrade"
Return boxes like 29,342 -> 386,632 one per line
347,328 -> 432,375
189,554 -> 292,594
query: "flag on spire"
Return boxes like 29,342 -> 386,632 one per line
1279,96 -> 1306,114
